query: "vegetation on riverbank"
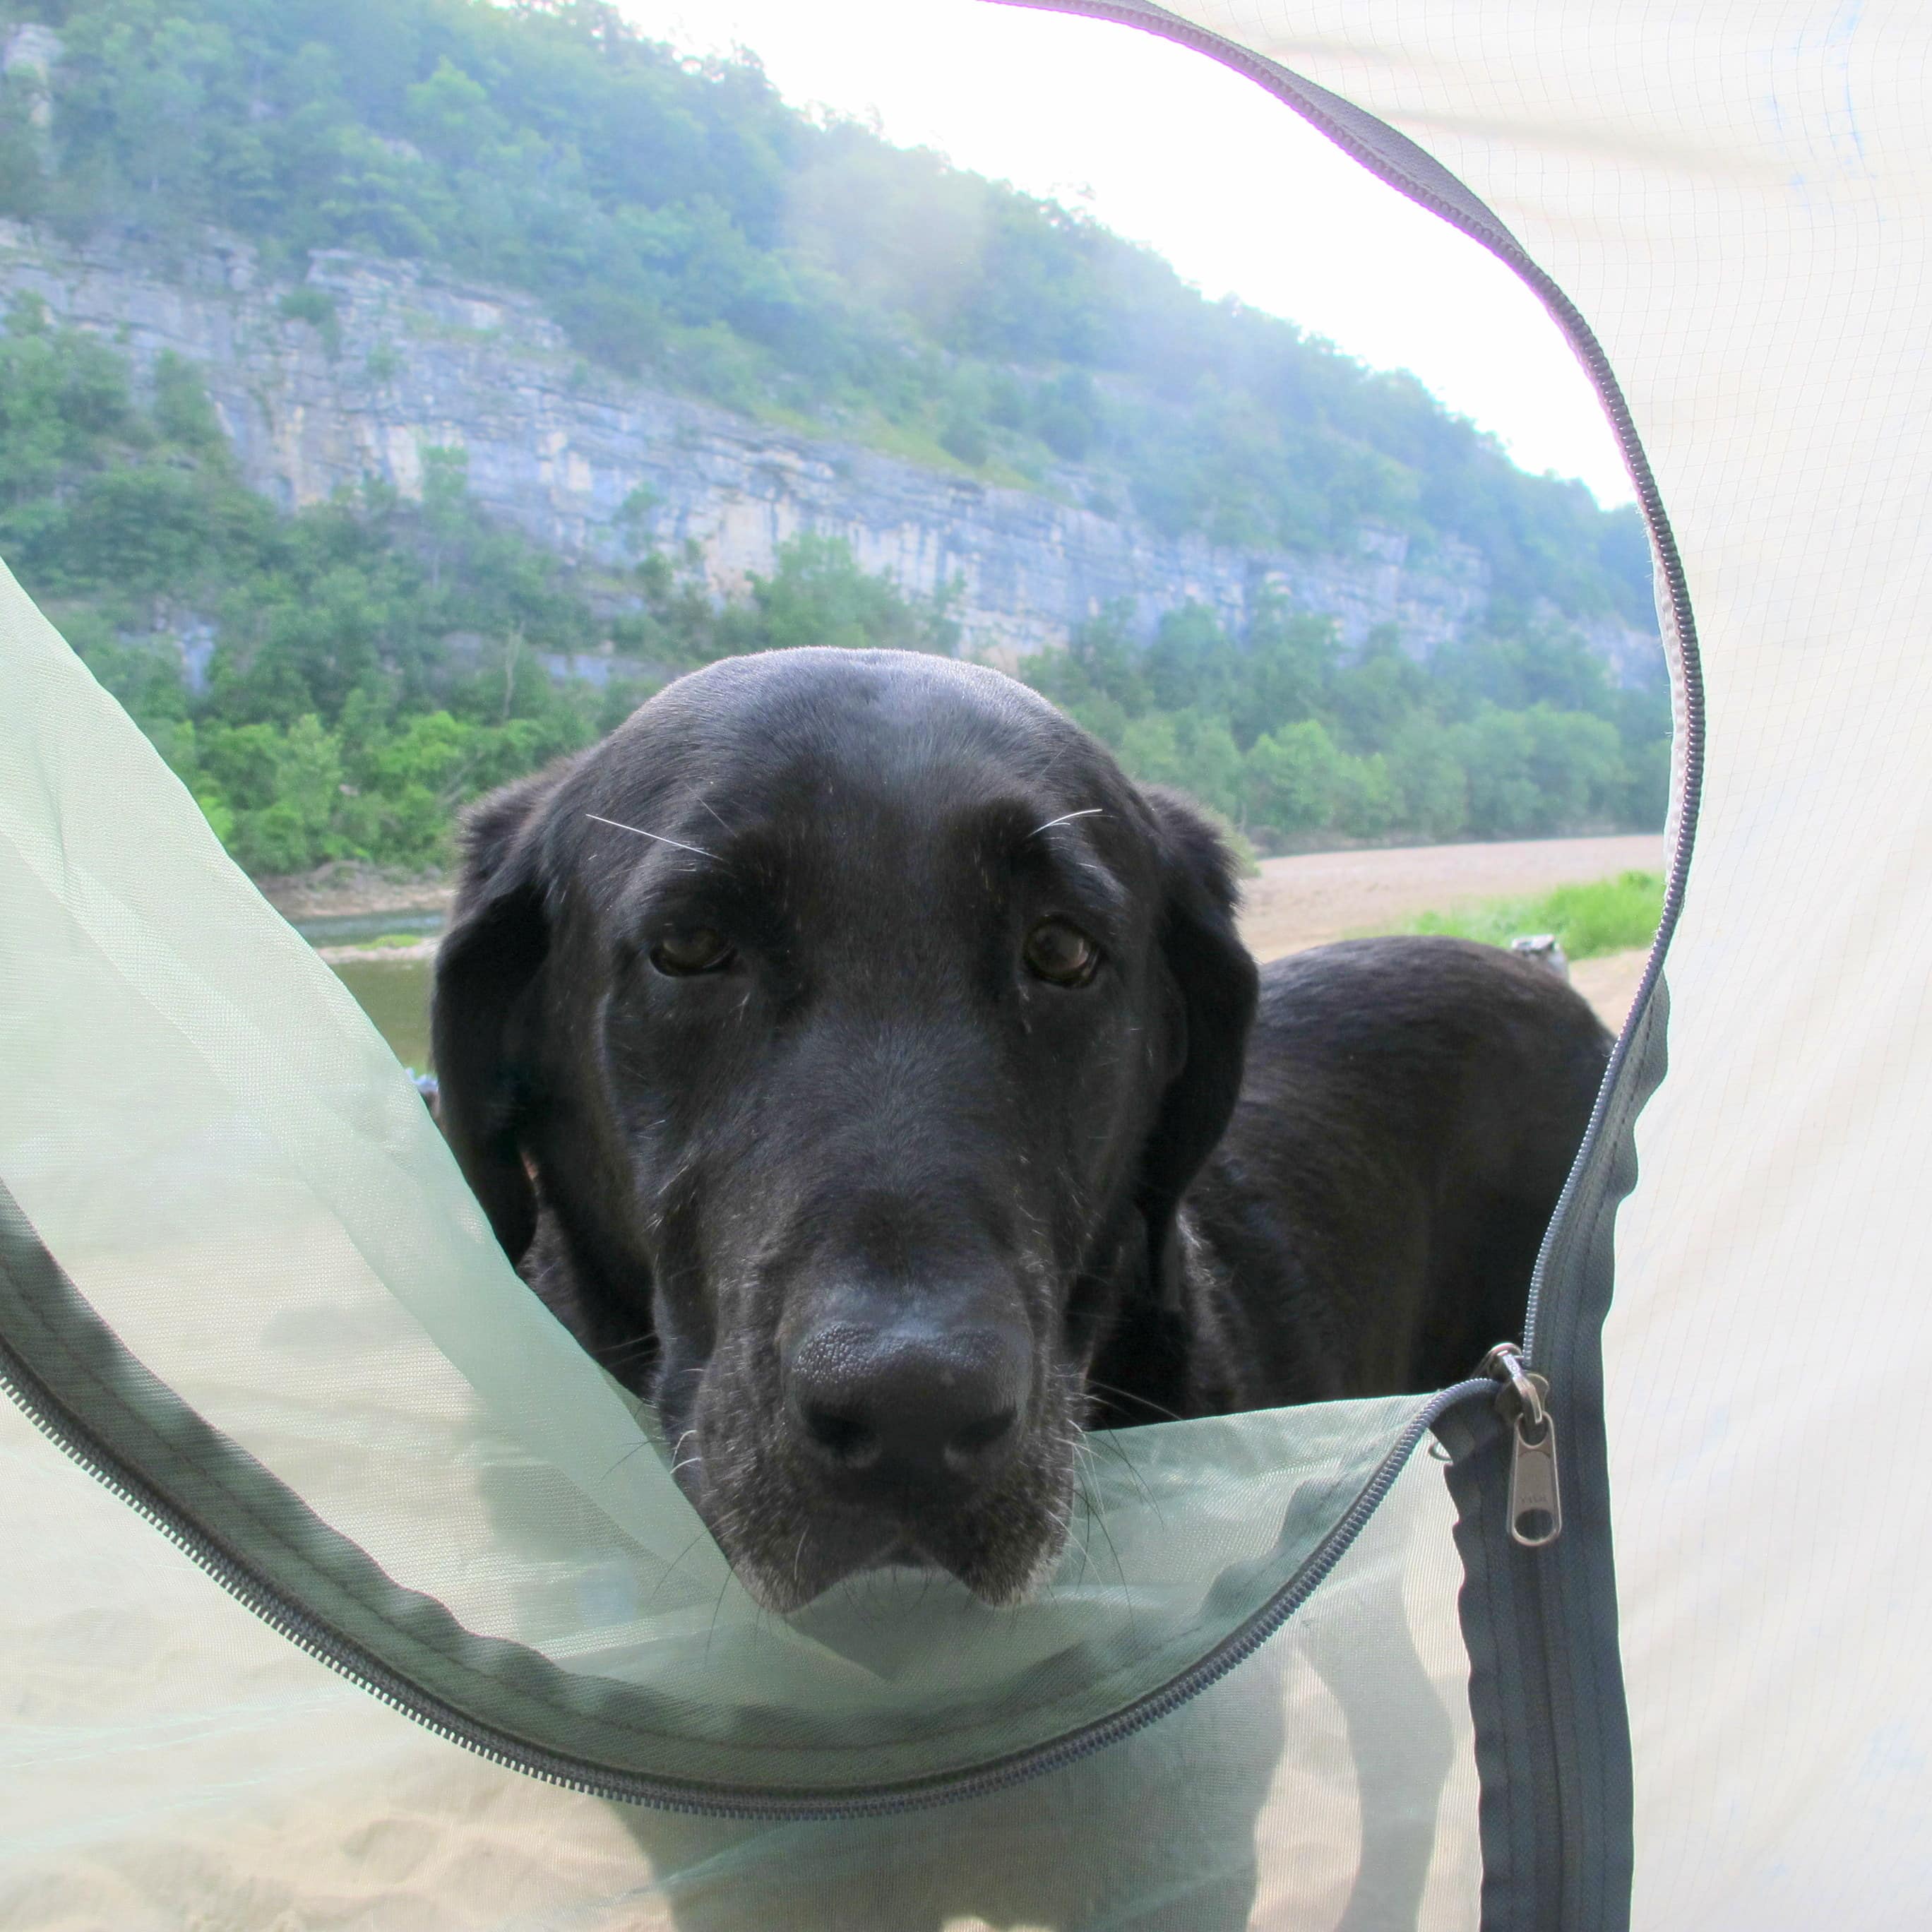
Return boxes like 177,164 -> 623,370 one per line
1027,604 -> 1666,847
0,0 -> 1671,874
1395,870 -> 1664,959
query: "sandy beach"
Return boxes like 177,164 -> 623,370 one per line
1239,831 -> 1663,1030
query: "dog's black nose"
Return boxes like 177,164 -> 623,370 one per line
784,1320 -> 1030,1498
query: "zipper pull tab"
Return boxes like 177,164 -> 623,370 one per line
1481,1343 -> 1562,1548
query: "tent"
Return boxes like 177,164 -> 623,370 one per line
2,1 -> 1924,1924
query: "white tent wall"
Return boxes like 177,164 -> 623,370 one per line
4,0 -> 1926,1926
1129,0 -> 1932,1921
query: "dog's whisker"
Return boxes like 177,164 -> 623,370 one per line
1085,1428 -> 1163,1520
602,1435 -> 663,1478
592,1335 -> 657,1364
642,1527 -> 716,1615
1025,806 -> 1105,839
691,792 -> 733,834
1083,1378 -> 1187,1426
1044,1494 -> 1102,1594
1065,1459 -> 1135,1624
703,1576 -> 734,1658
584,812 -> 724,864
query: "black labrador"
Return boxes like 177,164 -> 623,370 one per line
433,647 -> 1611,1614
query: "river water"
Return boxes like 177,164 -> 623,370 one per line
331,958 -> 435,1072
293,912 -> 442,1073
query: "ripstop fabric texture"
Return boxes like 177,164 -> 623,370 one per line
1157,1 -> 1932,1921
8,0 -> 1929,1925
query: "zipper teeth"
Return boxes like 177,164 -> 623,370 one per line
999,0 -> 1705,1364
1,1316 -> 1486,1820
0,1345 -> 588,1791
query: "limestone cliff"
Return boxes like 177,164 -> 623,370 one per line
0,220 -> 1656,679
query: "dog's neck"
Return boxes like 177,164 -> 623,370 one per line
1080,1205 -> 1248,1426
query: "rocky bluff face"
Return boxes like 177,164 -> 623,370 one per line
0,225 -> 1653,678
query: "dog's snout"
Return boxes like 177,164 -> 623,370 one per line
785,1318 -> 1030,1498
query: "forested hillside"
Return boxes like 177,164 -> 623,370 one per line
0,0 -> 1669,873
0,0 -> 1652,611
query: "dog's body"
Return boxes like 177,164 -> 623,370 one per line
434,648 -> 1611,1610
1094,938 -> 1609,1429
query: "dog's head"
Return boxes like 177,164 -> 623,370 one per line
433,649 -> 1256,1610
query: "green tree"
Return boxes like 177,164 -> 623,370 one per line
1385,717 -> 1469,841
1331,751 -> 1401,838
0,174 -> 1667,876
717,535 -> 960,657
1229,599 -> 1336,748
1246,720 -> 1346,835
1330,626 -> 1429,752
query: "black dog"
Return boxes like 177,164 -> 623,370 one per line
432,648 -> 1611,1613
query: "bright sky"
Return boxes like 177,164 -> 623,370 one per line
616,0 -> 1633,508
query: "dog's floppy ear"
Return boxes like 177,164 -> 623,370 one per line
431,765 -> 573,1263
1136,788 -> 1260,1307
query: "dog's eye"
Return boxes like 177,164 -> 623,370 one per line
649,928 -> 734,977
1022,918 -> 1099,988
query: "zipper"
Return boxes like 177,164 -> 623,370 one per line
991,15 -> 1681,1925
4,0 -> 1693,1837
1483,1342 -> 1563,1548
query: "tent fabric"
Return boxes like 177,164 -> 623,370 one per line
0,1382 -> 1484,1930
4,0 -> 1924,1925
0,513 -> 1523,1795
1135,4 -> 1932,1923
